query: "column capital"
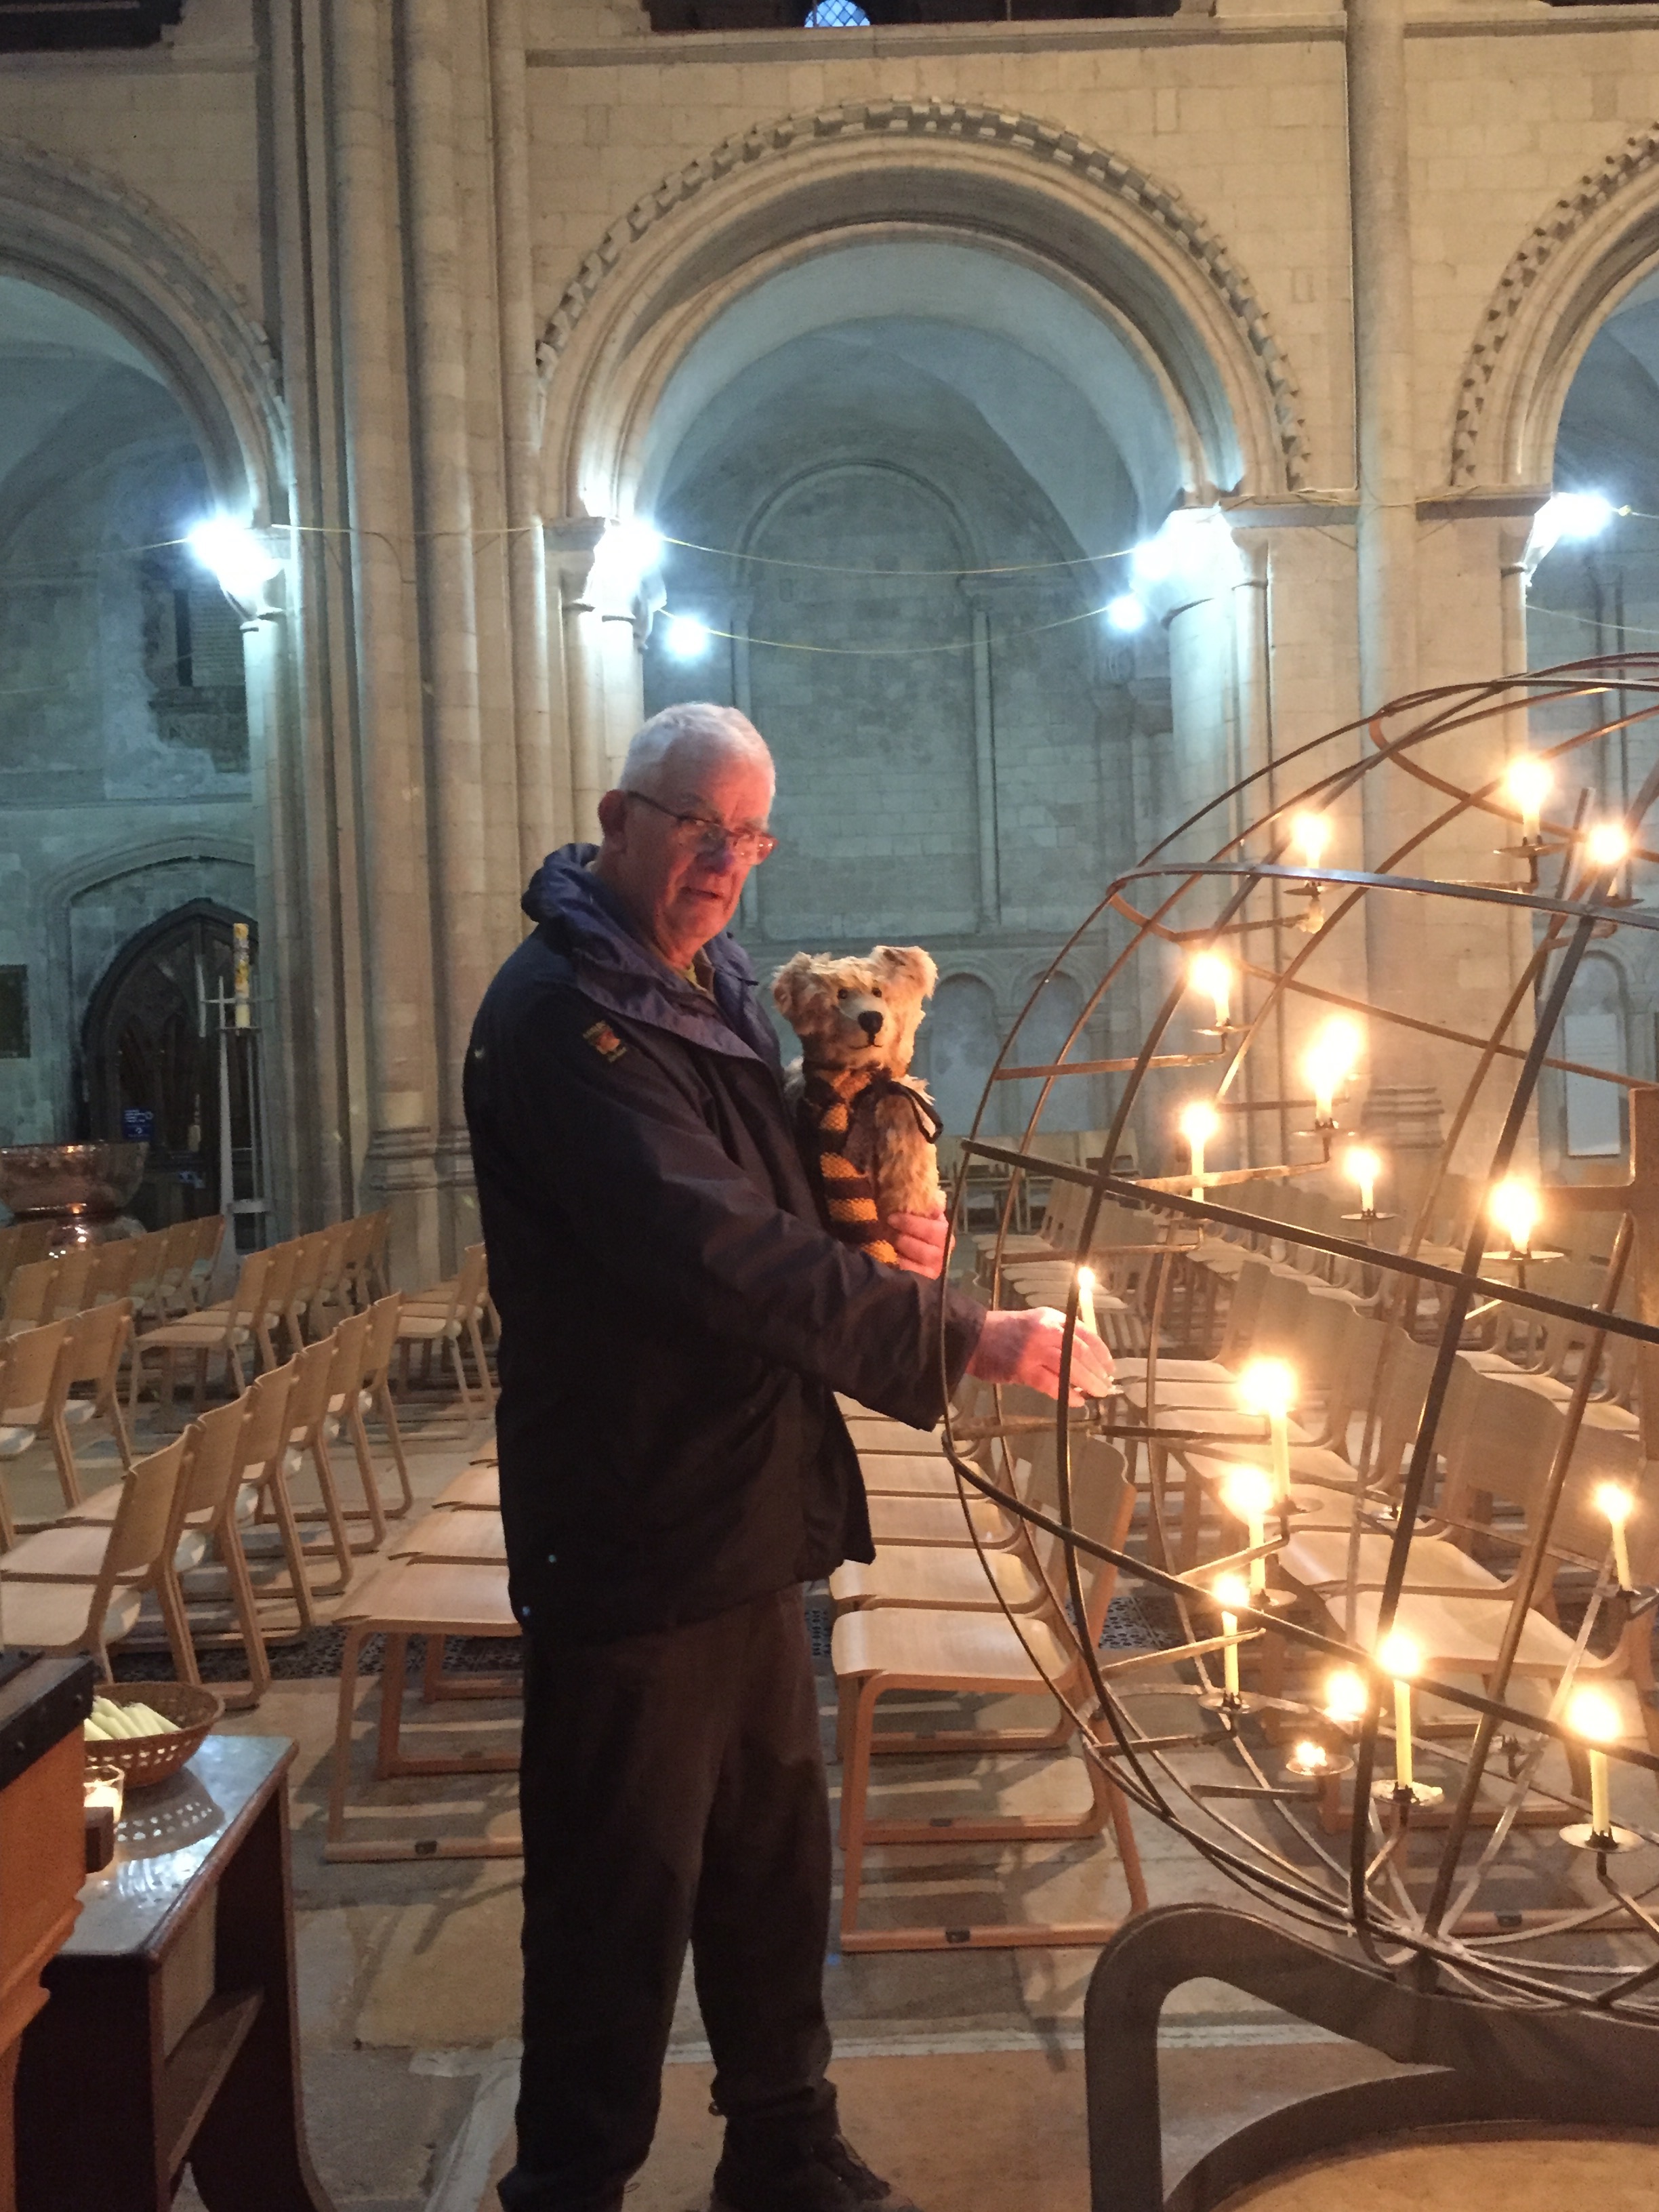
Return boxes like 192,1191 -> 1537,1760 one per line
545,515 -> 607,597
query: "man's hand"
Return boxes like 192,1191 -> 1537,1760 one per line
888,1208 -> 951,1280
967,1307 -> 1115,1404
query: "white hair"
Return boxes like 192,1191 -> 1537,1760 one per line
619,702 -> 773,798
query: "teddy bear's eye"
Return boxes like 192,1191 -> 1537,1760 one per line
872,988 -> 883,999
837,989 -> 851,1001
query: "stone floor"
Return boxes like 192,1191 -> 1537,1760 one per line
12,1389 -> 1654,2211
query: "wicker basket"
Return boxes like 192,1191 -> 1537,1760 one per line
88,1681 -> 222,1790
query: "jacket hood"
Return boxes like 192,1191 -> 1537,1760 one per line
522,843 -> 777,1067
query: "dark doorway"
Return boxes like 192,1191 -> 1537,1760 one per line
80,902 -> 255,1229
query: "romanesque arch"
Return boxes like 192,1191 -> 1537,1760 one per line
538,100 -> 1310,521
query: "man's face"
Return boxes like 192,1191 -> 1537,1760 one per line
598,745 -> 775,968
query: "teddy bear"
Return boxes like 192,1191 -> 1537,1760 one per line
771,944 -> 943,1266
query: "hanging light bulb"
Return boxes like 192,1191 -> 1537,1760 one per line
186,514 -> 282,618
663,613 -> 711,659
1105,593 -> 1147,634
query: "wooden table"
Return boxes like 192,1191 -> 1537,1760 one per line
0,1655 -> 95,2212
13,1732 -> 336,2211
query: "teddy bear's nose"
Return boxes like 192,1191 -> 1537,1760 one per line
857,1009 -> 884,1040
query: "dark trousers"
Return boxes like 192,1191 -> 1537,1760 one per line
498,1586 -> 837,2212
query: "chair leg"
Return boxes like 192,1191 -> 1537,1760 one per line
307,1433 -> 359,1591
467,1315 -> 495,1409
447,1334 -> 476,1428
191,1347 -> 208,1419
838,1675 -> 880,1940
48,1415 -> 82,1509
102,1384 -> 135,1473
154,1557 -> 201,1687
344,1404 -> 388,1545
377,1633 -> 409,1776
373,1381 -> 414,1516
325,1624 -> 370,1849
216,1516 -> 273,1709
260,1465 -> 319,1632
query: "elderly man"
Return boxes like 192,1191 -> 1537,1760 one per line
464,701 -> 1111,2212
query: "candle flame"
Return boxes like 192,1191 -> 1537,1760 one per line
1376,1630 -> 1421,1680
1239,1357 -> 1296,1418
1179,1099 -> 1220,1147
1324,1668 -> 1369,1725
1343,1145 -> 1380,1189
1595,1482 -> 1634,1528
1586,821 -> 1631,871
1212,1573 -> 1250,1612
1292,1740 -> 1328,1771
1189,949 -> 1231,1003
1489,1176 -> 1541,1256
1290,811 -> 1329,872
1565,1685 -> 1623,1747
1221,1463 -> 1275,1519
1504,755 -> 1551,818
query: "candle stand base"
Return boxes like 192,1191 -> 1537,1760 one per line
1372,1780 -> 1443,1810
1197,1692 -> 1265,1717
1083,1903 -> 1659,2212
1559,1821 -> 1645,1854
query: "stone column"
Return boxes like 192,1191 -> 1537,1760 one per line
328,0 -> 441,1288
966,599 -> 1003,930
547,519 -> 608,841
403,0 -> 492,1256
487,0 -> 558,882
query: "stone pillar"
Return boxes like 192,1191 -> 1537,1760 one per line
487,0 -> 559,882
966,600 -> 1003,929
403,0 -> 493,1258
547,519 -> 607,842
328,0 -> 441,1288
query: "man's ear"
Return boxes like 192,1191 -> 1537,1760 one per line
875,945 -> 937,1001
771,953 -> 815,1025
596,787 -> 630,842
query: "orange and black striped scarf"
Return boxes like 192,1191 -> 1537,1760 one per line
798,1070 -> 941,1267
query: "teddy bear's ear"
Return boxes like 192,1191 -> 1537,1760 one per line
875,945 -> 938,1001
771,953 -> 815,1022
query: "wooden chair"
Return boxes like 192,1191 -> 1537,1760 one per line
317,1309 -> 388,1549
86,1240 -> 141,1307
185,1212 -> 226,1307
0,1431 -> 192,1677
1,1260 -> 60,1340
433,1462 -> 499,1511
43,1298 -> 134,1508
324,1557 -> 522,1862
130,1244 -> 270,1418
394,1243 -> 492,1423
150,1389 -> 274,1708
356,1294 -> 413,1518
831,1435 -> 1145,1950
265,1333 -> 359,1601
390,1508 -> 507,1565
42,1247 -> 94,1322
0,1319 -> 75,1531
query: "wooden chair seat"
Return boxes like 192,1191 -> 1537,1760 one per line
1278,1526 -> 1502,1595
842,1416 -> 943,1455
866,1492 -> 1014,1547
0,1405 -> 47,1456
0,1582 -> 141,1647
857,1452 -> 962,1497
325,1557 -> 520,1864
830,1545 -> 1044,1612
1338,1586 -> 1578,1674
433,1464 -> 499,1510
832,1602 -> 1076,1689
388,1510 -> 507,1565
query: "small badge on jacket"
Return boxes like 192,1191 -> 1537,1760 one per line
583,1020 -> 627,1062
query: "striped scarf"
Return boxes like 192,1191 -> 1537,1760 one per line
800,1071 -> 899,1265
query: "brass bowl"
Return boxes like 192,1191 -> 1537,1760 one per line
0,1141 -> 148,1221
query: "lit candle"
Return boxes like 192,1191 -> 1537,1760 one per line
1215,1572 -> 1249,1703
1596,1483 -> 1635,1590
1288,1739 -> 1329,1778
1240,1357 -> 1296,1498
1291,811 -> 1329,874
1076,1265 -> 1098,1343
1179,1099 -> 1220,1202
1221,1462 -> 1275,1595
1377,1629 -> 1420,1794
1568,1685 -> 1622,1839
1189,949 -> 1233,1030
1324,1667 -> 1369,1729
1303,1017 -> 1363,1128
1345,1145 -> 1380,1218
233,920 -> 251,1031
83,1762 -> 124,1822
1489,1176 -> 1541,1260
1505,755 -> 1551,844
1586,821 -> 1630,899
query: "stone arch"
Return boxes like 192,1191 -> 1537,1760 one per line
1450,125 -> 1659,489
539,100 -> 1309,520
0,136 -> 285,516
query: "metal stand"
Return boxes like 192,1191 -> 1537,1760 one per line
1083,1903 -> 1659,2212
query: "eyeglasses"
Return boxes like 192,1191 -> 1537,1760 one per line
623,789 -> 778,865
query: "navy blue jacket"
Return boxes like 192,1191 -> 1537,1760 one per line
463,845 -> 985,1644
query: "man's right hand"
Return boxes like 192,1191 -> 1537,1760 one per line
967,1308 -> 1115,1404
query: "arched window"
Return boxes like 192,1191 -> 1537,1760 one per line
804,0 -> 870,23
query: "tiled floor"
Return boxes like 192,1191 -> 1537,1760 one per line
14,1388 -> 1641,2212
